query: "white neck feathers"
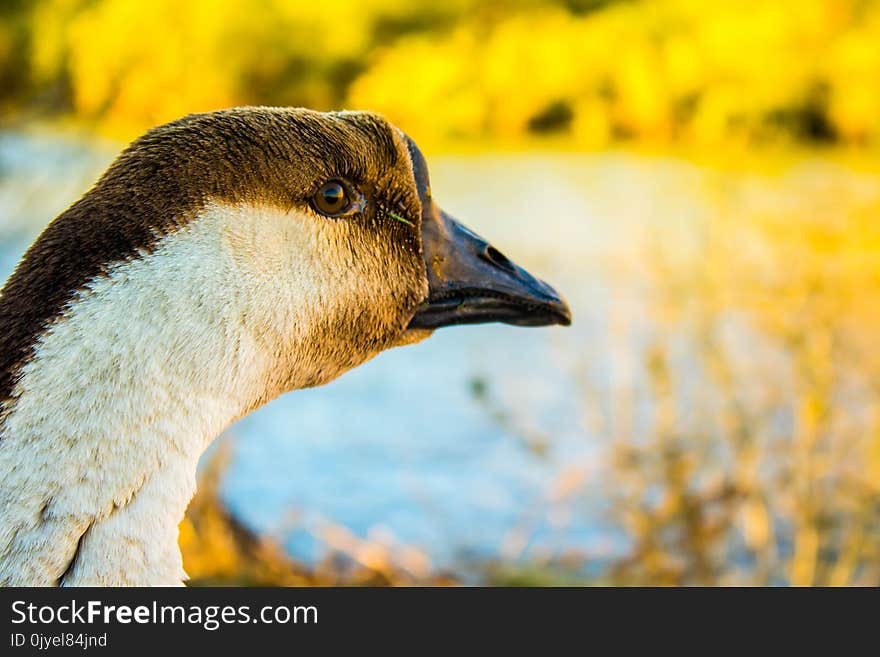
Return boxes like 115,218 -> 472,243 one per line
0,202 -> 386,585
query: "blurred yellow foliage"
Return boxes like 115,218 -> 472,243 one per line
1,0 -> 879,145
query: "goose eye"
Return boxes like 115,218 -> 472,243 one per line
313,179 -> 356,217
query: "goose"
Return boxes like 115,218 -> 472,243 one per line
0,107 -> 570,586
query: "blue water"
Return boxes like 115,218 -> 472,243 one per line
0,131 -> 736,571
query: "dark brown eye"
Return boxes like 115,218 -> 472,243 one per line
313,180 -> 353,217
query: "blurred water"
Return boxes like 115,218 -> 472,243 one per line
3,131 -> 875,572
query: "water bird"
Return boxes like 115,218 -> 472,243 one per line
0,107 -> 570,585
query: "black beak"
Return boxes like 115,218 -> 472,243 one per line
405,139 -> 571,331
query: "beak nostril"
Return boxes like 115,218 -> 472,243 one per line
483,245 -> 516,273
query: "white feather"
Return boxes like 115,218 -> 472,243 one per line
0,201 -> 422,585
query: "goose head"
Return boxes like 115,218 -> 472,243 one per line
0,107 -> 570,586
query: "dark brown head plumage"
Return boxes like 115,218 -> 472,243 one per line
0,107 -> 424,412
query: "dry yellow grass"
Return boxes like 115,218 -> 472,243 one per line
603,170 -> 880,586
180,442 -> 458,586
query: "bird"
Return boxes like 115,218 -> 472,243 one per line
0,107 -> 570,586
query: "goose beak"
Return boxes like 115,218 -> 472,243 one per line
408,204 -> 571,330
402,135 -> 571,331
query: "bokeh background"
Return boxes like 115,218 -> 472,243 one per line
2,0 -> 880,585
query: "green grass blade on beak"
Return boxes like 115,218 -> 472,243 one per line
387,210 -> 415,227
